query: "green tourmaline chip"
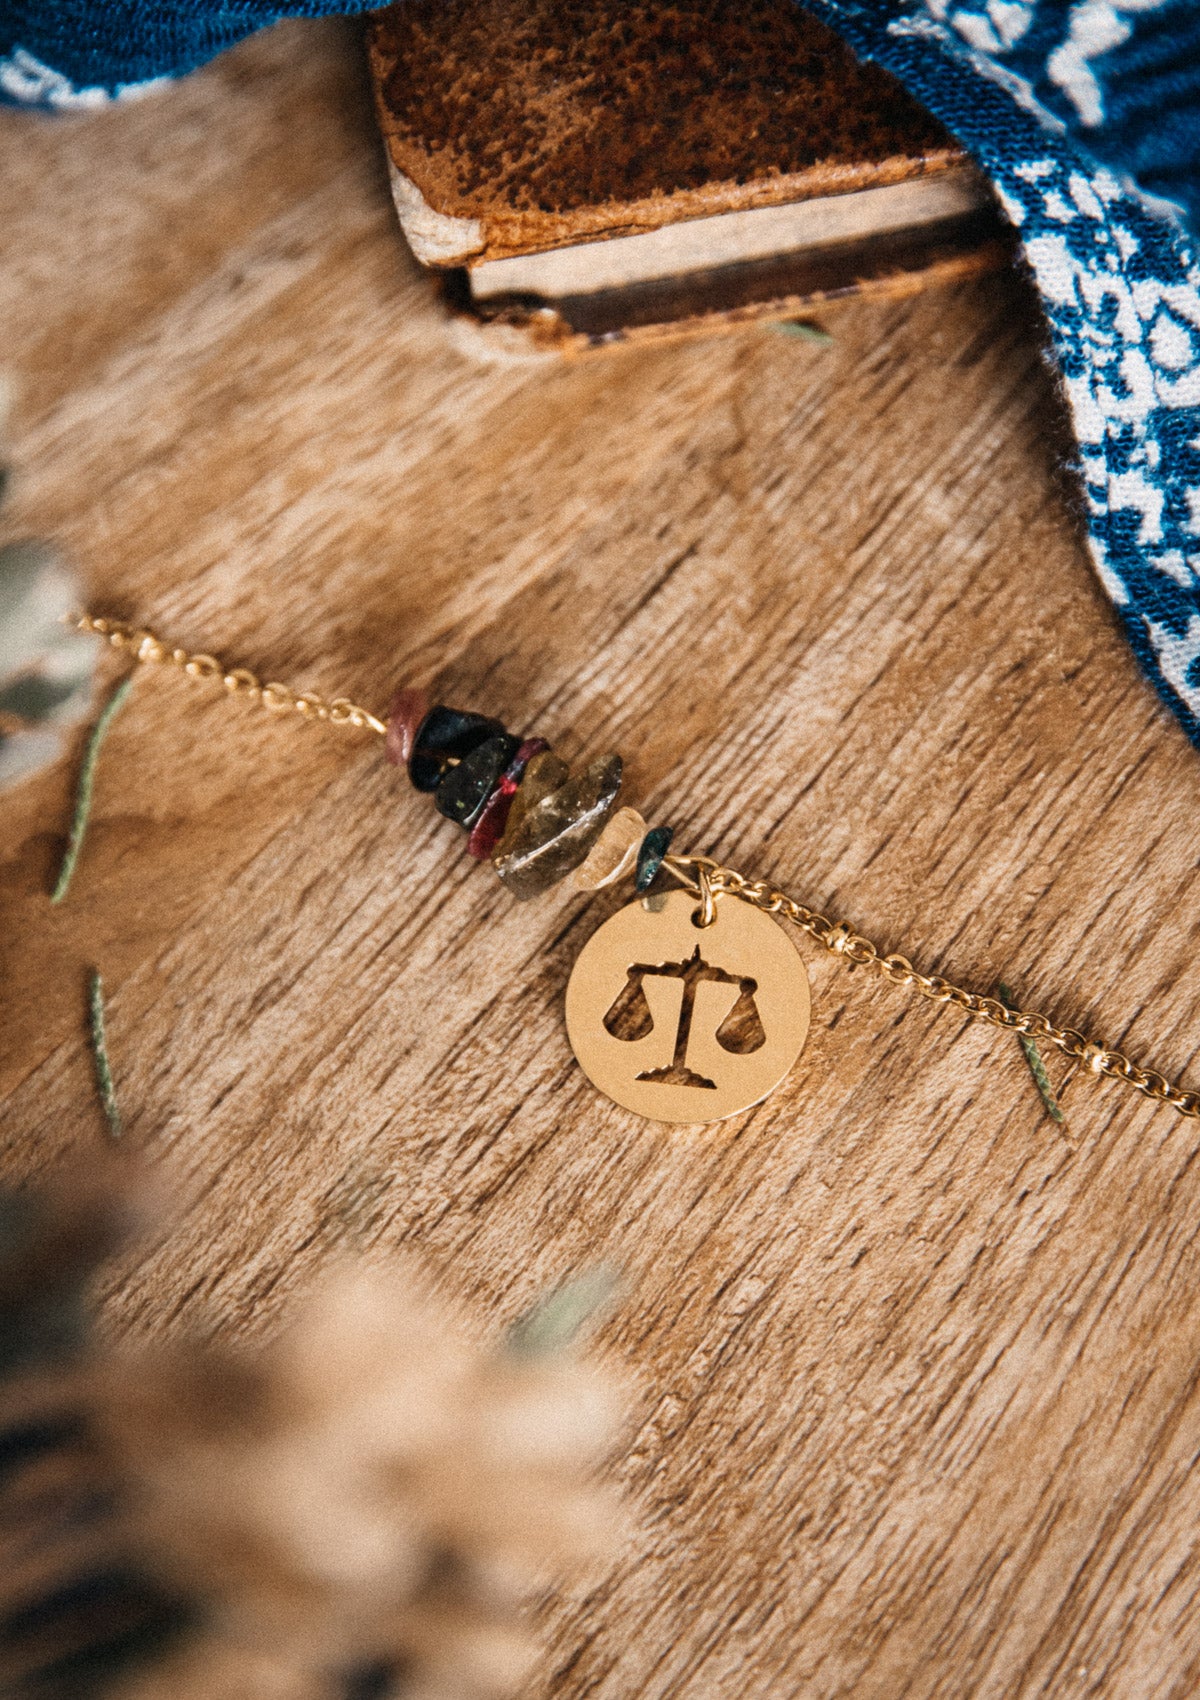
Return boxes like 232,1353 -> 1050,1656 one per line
494,754 -> 623,900
635,825 -> 674,892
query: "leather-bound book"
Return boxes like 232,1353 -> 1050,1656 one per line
367,0 -> 1009,353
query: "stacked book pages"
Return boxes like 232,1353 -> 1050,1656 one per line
368,0 -> 1010,353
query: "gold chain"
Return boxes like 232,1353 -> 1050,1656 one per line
71,613 -> 1198,1120
664,855 -> 1200,1120
73,614 -> 387,736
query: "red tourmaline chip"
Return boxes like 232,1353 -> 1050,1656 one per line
385,687 -> 430,767
467,737 -> 549,859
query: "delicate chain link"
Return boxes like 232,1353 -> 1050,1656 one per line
73,614 -> 387,736
663,855 -> 1200,1120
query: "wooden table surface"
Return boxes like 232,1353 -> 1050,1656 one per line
4,19 -> 1200,1699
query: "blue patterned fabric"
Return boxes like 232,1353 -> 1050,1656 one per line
804,0 -> 1200,745
0,4 -> 378,106
4,1 -> 1199,745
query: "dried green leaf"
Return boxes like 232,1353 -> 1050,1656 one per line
770,319 -> 834,344
506,1267 -> 620,1358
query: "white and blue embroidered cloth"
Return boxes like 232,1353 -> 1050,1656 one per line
807,0 -> 1200,745
4,1 -> 1199,744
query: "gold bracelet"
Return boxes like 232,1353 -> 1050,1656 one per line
72,612 -> 1198,1128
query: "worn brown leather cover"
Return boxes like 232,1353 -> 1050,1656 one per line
367,0 -> 971,266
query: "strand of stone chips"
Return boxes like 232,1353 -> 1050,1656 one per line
386,687 -> 672,900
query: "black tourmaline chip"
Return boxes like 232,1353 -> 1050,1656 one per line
408,707 -> 507,792
434,733 -> 521,827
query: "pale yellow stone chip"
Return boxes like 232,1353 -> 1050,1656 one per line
571,805 -> 647,891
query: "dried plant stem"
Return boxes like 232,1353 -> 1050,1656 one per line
997,982 -> 1067,1131
88,969 -> 124,1139
51,673 -> 133,903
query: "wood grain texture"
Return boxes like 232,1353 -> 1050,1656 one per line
3,19 -> 1200,1698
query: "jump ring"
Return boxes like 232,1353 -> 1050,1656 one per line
694,861 -> 718,928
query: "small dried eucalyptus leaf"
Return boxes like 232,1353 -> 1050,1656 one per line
506,1266 -> 620,1358
0,536 -> 97,790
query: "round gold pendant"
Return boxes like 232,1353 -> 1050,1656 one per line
565,888 -> 810,1123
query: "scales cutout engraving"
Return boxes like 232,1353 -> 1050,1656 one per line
566,888 -> 810,1124
602,945 -> 765,1090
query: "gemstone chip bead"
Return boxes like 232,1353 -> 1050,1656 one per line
635,825 -> 674,892
494,754 -> 623,900
408,706 -> 507,792
571,805 -> 647,891
494,748 -> 570,857
435,733 -> 522,827
467,738 -> 549,860
384,687 -> 429,769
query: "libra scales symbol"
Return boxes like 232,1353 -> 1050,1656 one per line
565,888 -> 810,1123
601,944 -> 766,1090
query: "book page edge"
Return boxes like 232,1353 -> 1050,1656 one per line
388,162 -> 486,267
470,169 -> 990,300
